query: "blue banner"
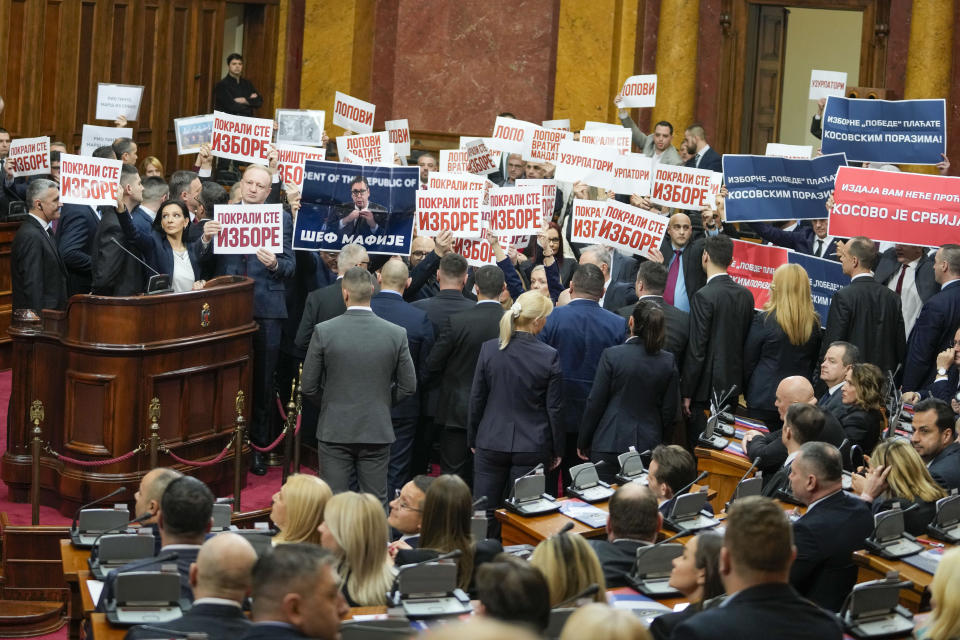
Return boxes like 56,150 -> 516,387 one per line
820,97 -> 946,165
295,160 -> 418,255
722,153 -> 847,222
788,251 -> 850,322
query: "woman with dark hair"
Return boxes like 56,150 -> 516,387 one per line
578,300 -> 680,483
521,221 -> 575,288
649,532 -> 725,640
840,362 -> 887,454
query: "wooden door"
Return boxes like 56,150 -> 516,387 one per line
741,5 -> 788,154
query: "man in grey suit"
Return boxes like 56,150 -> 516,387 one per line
615,95 -> 682,166
301,266 -> 417,504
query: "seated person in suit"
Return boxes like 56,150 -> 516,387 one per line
98,476 -> 215,609
851,437 -> 945,535
758,403 -> 828,500
126,532 -> 258,640
317,492 -> 394,607
270,474 -> 333,546
240,544 -> 349,640
670,496 -> 843,640
387,475 -> 434,548
474,554 -> 552,634
530,529 -> 607,607
560,603 -> 652,640
910,398 -> 960,491
788,442 -> 874,611
649,531 -> 724,640
392,475 -> 502,595
647,445 -> 713,517
818,341 -> 860,419
588,483 -> 660,588
133,467 -> 182,553
839,362 -> 887,454
916,547 -> 960,640
323,175 -> 388,237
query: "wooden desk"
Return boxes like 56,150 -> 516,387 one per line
60,539 -> 91,640
90,613 -> 124,640
853,546 -> 941,613
695,444 -> 752,513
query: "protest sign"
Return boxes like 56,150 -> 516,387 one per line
649,164 -> 715,209
821,97 -> 946,164
543,119 -> 571,131
385,119 -> 411,157
579,128 -> 631,155
8,137 -> 50,177
276,109 -> 325,147
723,153 -> 846,222
765,143 -> 812,159
487,185 -> 543,234
464,138 -> 497,175
415,189 -> 484,238
522,126 -> 573,163
554,140 -> 618,190
788,251 -> 849,320
174,115 -> 214,154
829,166 -> 960,246
453,236 -> 505,267
296,160 -> 417,255
619,74 -> 657,108
276,144 -> 326,189
459,137 -> 502,168
214,204 -> 284,255
488,117 -> 537,155
705,171 -> 724,211
596,200 -> 668,259
439,149 -> 470,173
584,121 -> 624,130
427,171 -> 488,192
332,91 -> 375,134
516,178 -> 557,224
808,70 -> 847,100
211,111 -> 273,164
611,153 -> 653,196
569,199 -> 606,244
95,83 -> 144,121
336,131 -> 393,165
81,125 -> 132,156
729,240 -> 788,309
59,154 -> 122,207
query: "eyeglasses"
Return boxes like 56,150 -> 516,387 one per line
351,189 -> 369,195
411,251 -> 428,258
393,489 -> 422,512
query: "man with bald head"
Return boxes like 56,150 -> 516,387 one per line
657,212 -> 705,313
371,258 -> 434,497
133,467 -> 182,553
589,483 -> 661,587
126,533 -> 258,640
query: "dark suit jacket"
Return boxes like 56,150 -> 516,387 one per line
406,250 -> 440,301
116,209 -> 209,287
903,280 -> 960,391
98,546 -> 200,611
838,405 -> 884,454
818,386 -> 846,419
213,75 -> 263,117
12,215 -> 68,312
610,251 -> 639,285
760,461 -> 794,498
413,289 -> 476,418
295,280 -> 346,352
588,538 -> 650,588
670,583 -> 843,639
423,301 -> 503,430
240,623 -> 312,640
92,208 -> 145,296
126,602 -> 251,640
579,339 -> 679,454
57,203 -> 99,296
875,248 -> 938,304
685,147 -> 722,173
659,237 -> 707,304
790,490 -> 874,611
538,299 -> 627,433
618,295 -> 689,365
821,275 -> 906,377
603,280 -> 637,311
468,333 -> 563,456
928,441 -> 960,491
743,311 -> 822,411
748,222 -> 814,254
325,201 -> 388,237
745,411 -> 845,476
682,274 -> 755,403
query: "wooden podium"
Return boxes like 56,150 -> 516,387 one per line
1,276 -> 257,516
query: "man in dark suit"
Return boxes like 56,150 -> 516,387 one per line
903,244 -> 960,391
56,201 -> 100,297
911,398 -> 960,491
817,341 -> 859,418
132,467 -> 182,555
647,444 -> 712,518
670,496 -> 843,640
788,442 -> 874,611
423,265 -> 505,486
323,175 -> 388,238
682,124 -> 722,172
539,263 -> 627,483
748,219 -> 815,254
131,176 -> 167,237
126,532 -> 258,640
387,475 -> 433,546
658,213 -> 705,313
167,170 -> 205,242
294,244 -> 368,352
875,244 -> 937,338
577,244 -> 637,311
617,261 -> 689,363
821,236 -> 906,378
756,403 -> 827,499
12,179 -> 67,312
682,234 -> 755,448
301,268 -> 416,505
241,545 -> 348,640
588,484 -> 659,588
371,259 -> 435,499
91,164 -> 145,296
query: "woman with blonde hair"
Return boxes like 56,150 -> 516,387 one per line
840,362 -> 887,453
269,474 -> 332,545
560,603 -> 651,640
743,263 -> 821,423
529,532 -> 606,607
317,491 -> 394,606
140,156 -> 164,178
852,437 -> 945,535
918,548 -> 960,640
469,290 -> 562,529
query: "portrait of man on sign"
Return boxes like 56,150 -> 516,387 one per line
324,175 -> 389,237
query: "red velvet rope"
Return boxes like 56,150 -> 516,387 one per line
49,445 -> 143,467
250,398 -> 302,453
162,440 -> 233,467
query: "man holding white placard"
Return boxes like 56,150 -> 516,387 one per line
615,102 -> 682,168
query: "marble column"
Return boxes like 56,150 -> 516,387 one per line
651,0 -> 700,136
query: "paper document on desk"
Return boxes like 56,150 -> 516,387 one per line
559,499 -> 608,528
86,579 -> 104,606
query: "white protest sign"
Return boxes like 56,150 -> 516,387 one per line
707,171 -> 723,211
596,200 -> 669,259
385,119 -> 411,157
765,143 -> 813,159
543,119 -> 571,131
332,91 -> 375,134
619,74 -> 657,108
59,154 -> 122,207
440,149 -> 469,173
427,171 -> 494,204
336,131 -> 393,165
554,140 -> 618,190
612,153 -> 653,196
809,70 -> 847,100
488,185 -> 543,234
8,137 -> 51,177
579,128 -> 631,155
516,178 -> 557,225
569,199 -> 606,245
464,138 -> 498,175
81,125 -> 132,156
95,83 -> 144,121
210,111 -> 273,164
453,237 -> 505,267
584,121 -> 625,130
459,137 -> 502,167
649,164 -> 715,209
416,189 -> 484,238
488,117 -> 538,155
522,126 -> 573,163
276,144 -> 326,189
214,204 -> 283,255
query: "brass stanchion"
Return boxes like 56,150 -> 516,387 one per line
148,397 -> 161,469
29,400 -> 44,525
281,378 -> 296,483
294,364 -> 303,474
233,391 -> 246,513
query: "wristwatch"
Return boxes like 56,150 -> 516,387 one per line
938,367 -> 948,377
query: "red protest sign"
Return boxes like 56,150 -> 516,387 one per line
650,165 -> 714,209
522,126 -> 573,163
569,199 -> 606,244
416,189 -> 483,238
276,144 -> 326,189
8,137 -> 51,177
488,117 -> 537,155
596,200 -> 669,259
440,149 -> 469,173
465,139 -> 497,175
214,204 -> 284,255
211,111 -> 273,164
829,166 -> 960,246
333,91 -> 375,134
59,154 -> 122,206
729,240 -> 789,309
488,186 -> 543,234
453,236 -> 509,267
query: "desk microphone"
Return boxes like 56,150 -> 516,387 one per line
517,462 -> 544,481
732,457 -> 759,490
215,497 -> 235,504
390,549 -> 462,599
71,487 -> 127,532
111,237 -> 162,276
674,471 -> 709,498
472,496 -> 487,509
571,460 -> 606,487
91,512 -> 153,557
553,583 -> 599,608
655,530 -> 688,546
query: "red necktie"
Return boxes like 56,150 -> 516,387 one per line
895,264 -> 907,295
664,250 -> 681,305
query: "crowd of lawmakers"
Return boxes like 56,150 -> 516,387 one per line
6,57 -> 960,638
